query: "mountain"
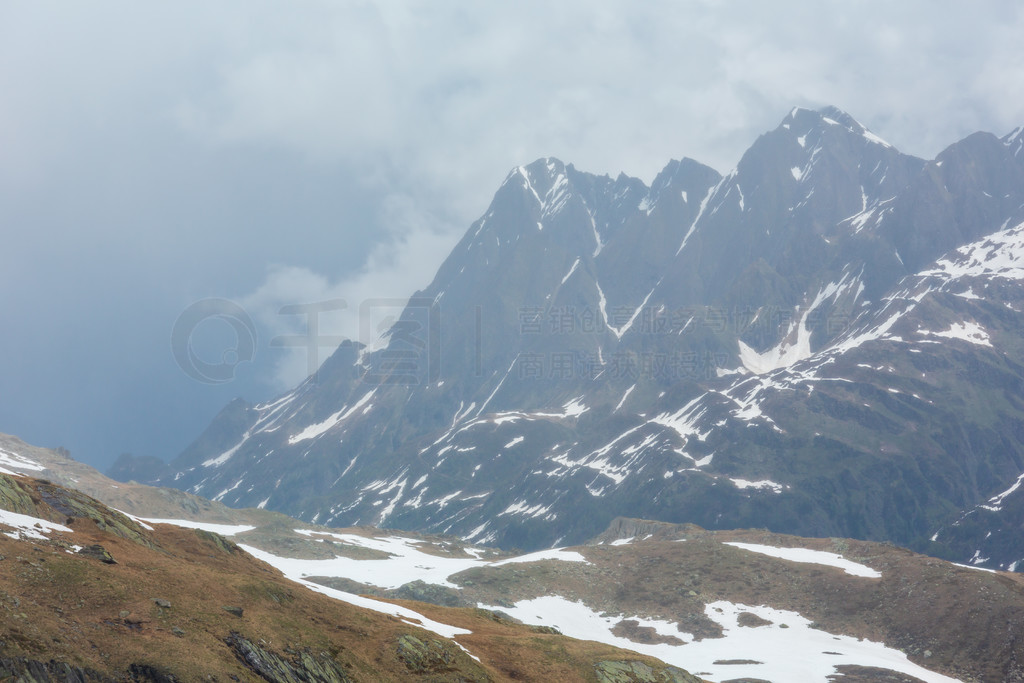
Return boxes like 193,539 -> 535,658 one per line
119,107 -> 1024,571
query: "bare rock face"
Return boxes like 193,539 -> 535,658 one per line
226,632 -> 355,683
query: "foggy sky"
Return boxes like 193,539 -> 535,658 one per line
1,1 -> 1022,470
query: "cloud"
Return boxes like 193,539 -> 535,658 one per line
238,195 -> 459,389
171,2 -> 1024,188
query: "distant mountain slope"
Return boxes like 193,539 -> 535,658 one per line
123,107 -> 1024,571
1,431 -> 280,525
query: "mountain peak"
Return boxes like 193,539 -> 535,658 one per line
516,156 -> 568,190
816,105 -> 862,129
497,157 -> 572,219
783,105 -> 857,127
647,157 -> 722,214
780,105 -> 892,149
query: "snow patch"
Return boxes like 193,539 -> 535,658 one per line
560,258 -> 580,285
614,384 -> 636,412
981,471 -> 1024,512
489,548 -> 590,567
139,518 -> 256,536
724,542 -> 881,578
289,390 -> 377,444
202,431 -> 251,467
729,478 -> 788,494
0,508 -> 72,540
0,448 -> 45,475
498,501 -> 552,518
242,543 -> 472,640
919,322 -> 992,347
562,397 -> 589,417
676,183 -> 717,255
920,221 -> 1024,281
480,595 -> 956,683
738,275 -> 861,375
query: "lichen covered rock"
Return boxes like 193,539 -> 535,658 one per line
594,660 -> 704,683
226,632 -> 354,683
395,634 -> 489,681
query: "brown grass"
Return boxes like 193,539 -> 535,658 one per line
0,477 -> 705,681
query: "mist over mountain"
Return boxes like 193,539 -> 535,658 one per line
116,107 -> 1024,571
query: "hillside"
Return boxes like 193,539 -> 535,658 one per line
7,437 -> 1024,681
0,470 -> 702,682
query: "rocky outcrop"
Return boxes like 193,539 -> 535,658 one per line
76,544 -> 117,564
105,454 -> 170,487
594,660 -> 704,683
394,634 -> 489,681
0,658 -> 178,682
0,658 -> 105,682
388,580 -> 471,608
226,632 -> 354,683
0,474 -> 156,550
194,528 -> 240,554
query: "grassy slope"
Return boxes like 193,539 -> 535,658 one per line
0,473 -> 703,682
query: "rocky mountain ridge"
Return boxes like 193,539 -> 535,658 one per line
116,106 -> 1024,570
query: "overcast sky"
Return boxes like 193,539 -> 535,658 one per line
2,1 -> 1022,471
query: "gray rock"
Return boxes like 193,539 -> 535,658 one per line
76,545 -> 116,564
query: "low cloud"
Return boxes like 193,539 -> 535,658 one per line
171,2 -> 1024,193
239,197 -> 460,389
